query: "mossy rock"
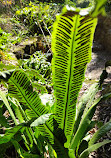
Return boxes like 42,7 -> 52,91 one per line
12,38 -> 37,59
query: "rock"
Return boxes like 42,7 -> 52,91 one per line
92,41 -> 104,51
94,14 -> 111,53
12,37 -> 51,59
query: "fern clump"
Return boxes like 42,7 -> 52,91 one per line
0,0 -> 111,158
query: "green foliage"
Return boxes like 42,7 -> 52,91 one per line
0,89 -> 51,157
0,15 -> 27,47
0,28 -> 12,50
64,0 -> 76,7
0,69 -> 15,82
76,0 -> 94,8
79,139 -> 111,158
0,0 -> 111,158
15,2 -> 60,35
51,5 -> 97,142
20,52 -> 52,93
21,52 -> 51,80
105,0 -> 111,12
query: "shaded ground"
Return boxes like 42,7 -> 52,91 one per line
86,49 -> 111,81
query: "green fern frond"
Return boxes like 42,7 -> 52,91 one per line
36,118 -> 69,158
52,6 -> 97,140
0,125 -> 25,144
25,109 -> 36,119
8,70 -> 69,157
8,70 -> 48,117
8,70 -> 53,142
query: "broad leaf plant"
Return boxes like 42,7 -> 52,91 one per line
0,0 -> 111,158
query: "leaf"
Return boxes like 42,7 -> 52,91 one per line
11,140 -> 42,158
0,116 -> 9,128
8,97 -> 25,123
30,113 -> 52,127
70,97 -> 102,152
23,153 -> 42,158
8,70 -> 48,117
0,90 -> 18,125
78,140 -> 88,155
0,63 -> 16,70
32,82 -> 47,94
0,125 -> 25,144
11,139 -> 25,157
89,120 -> 111,146
91,0 -> 107,17
0,69 -> 15,81
102,93 -> 111,100
52,5 -> 97,141
8,70 -> 69,157
48,143 -> 55,158
25,109 -> 36,119
24,69 -> 46,83
35,118 -> 69,158
74,83 -> 99,134
79,140 -> 111,158
0,99 -> 4,108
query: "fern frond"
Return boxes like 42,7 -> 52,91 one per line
8,70 -> 69,157
52,6 -> 97,140
8,70 -> 48,117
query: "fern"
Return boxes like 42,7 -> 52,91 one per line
8,70 -> 48,117
8,70 -> 69,157
3,0 -> 109,157
52,6 -> 97,141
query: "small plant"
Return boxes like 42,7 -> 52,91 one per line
21,52 -> 51,80
20,52 -> 52,93
0,0 -> 111,158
